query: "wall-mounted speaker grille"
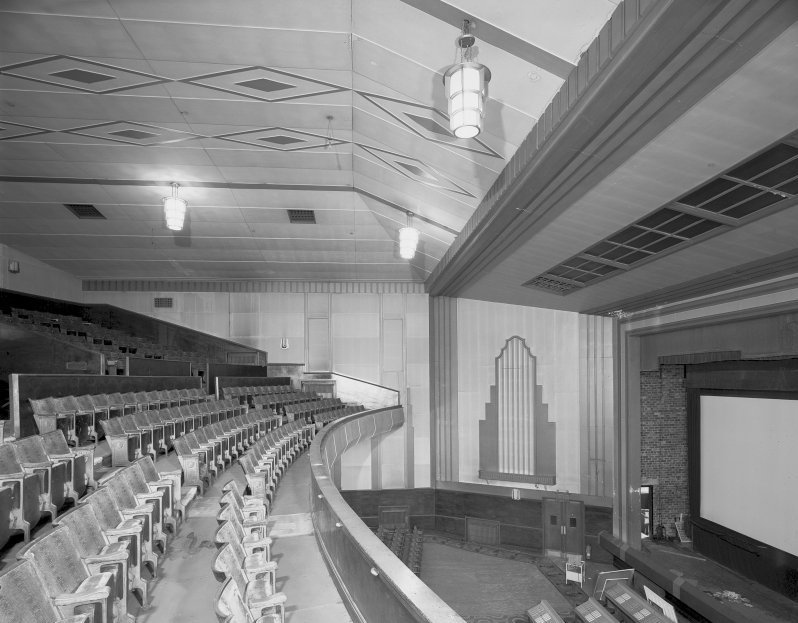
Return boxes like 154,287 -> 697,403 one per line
153,297 -> 173,308
65,204 -> 105,219
287,209 -> 316,224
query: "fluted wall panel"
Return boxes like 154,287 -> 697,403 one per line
430,296 -> 458,482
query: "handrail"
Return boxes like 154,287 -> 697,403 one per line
310,407 -> 465,623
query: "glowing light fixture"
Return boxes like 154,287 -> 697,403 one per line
443,19 -> 491,139
163,183 -> 187,231
399,214 -> 420,260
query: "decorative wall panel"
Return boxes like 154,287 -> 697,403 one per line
478,336 -> 556,485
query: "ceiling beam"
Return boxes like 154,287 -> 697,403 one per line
425,0 -> 798,299
0,175 -> 458,235
397,0 -> 574,79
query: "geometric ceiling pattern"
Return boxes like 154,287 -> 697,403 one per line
0,0 -> 618,285
2,1 -> 796,316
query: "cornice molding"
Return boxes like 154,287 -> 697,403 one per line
82,279 -> 427,294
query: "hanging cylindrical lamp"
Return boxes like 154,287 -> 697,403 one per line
163,183 -> 187,231
399,213 -> 420,260
443,19 -> 491,139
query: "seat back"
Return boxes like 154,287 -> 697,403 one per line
100,416 -> 126,436
83,487 -> 124,528
10,435 -> 51,465
214,520 -> 246,558
16,525 -> 89,595
212,542 -> 248,590
215,514 -> 247,544
215,576 -> 255,623
0,558 -> 90,623
173,436 -> 193,458
28,397 -> 56,416
73,394 -> 96,412
102,471 -> 139,510
53,503 -> 108,557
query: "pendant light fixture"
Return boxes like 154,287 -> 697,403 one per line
163,182 -> 187,231
399,213 -> 420,260
443,19 -> 491,139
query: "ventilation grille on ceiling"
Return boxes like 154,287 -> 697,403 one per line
287,209 -> 316,224
65,204 -> 105,219
524,134 -> 798,295
153,297 -> 173,309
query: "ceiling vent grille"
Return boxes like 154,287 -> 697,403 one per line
287,209 -> 316,224
522,275 -> 583,295
523,132 -> 798,295
65,204 -> 105,219
153,297 -> 173,309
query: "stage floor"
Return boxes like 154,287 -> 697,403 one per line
638,539 -> 798,623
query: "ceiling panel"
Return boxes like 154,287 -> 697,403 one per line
5,0 -> 790,308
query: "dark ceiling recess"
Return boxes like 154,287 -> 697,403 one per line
524,132 -> 798,295
64,204 -> 106,219
287,209 -> 316,224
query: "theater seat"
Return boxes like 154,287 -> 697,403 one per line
0,558 -> 92,623
0,443 -> 48,539
16,524 -> 119,623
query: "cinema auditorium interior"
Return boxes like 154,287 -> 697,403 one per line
1,1 -> 797,623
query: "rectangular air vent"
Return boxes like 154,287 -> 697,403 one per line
523,275 -> 582,295
65,204 -> 105,219
287,209 -> 316,224
153,297 -> 173,308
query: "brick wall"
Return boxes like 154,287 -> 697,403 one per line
640,364 -> 689,537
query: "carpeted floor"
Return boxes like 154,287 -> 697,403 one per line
420,535 -> 588,623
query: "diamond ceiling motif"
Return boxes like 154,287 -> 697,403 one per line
1,55 -> 166,93
216,127 -> 341,151
184,67 -> 345,102
359,144 -> 474,197
65,122 -> 199,146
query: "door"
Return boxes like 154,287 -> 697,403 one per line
543,498 -> 585,557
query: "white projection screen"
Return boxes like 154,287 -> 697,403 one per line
700,395 -> 798,557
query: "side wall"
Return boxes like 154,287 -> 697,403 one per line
84,286 -> 431,488
0,244 -> 83,302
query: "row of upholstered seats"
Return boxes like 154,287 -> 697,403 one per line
29,387 -> 214,446
223,384 -> 293,401
213,481 -> 285,623
284,397 -> 347,423
251,391 -> 323,414
3,307 -> 212,363
101,398 -> 273,468
235,419 -> 315,503
211,422 -> 318,623
0,454 -> 188,623
170,406 -> 289,495
0,429 -> 94,547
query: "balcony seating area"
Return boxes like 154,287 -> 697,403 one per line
375,525 -> 424,576
1,306 -> 216,369
1,374 -> 365,622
